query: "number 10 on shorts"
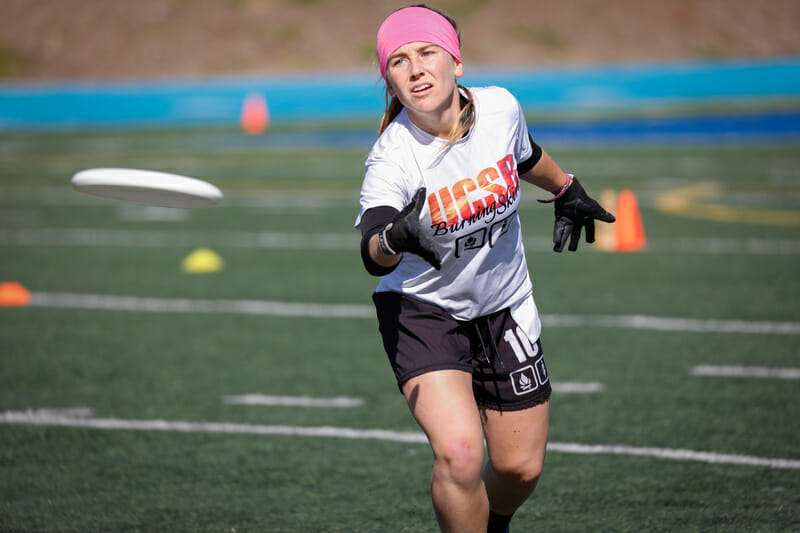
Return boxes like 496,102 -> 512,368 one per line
504,327 -> 549,396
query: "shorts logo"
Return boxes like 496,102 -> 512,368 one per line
509,357 -> 549,397
511,366 -> 538,396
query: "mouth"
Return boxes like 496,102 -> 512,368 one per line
411,83 -> 433,94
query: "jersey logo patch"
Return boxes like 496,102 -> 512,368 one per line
453,212 -> 516,257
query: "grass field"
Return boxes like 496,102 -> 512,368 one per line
1,124 -> 799,532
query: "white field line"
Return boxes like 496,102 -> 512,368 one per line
544,442 -> 800,470
545,313 -> 800,335
1,409 -> 798,470
30,292 -> 374,319
221,386 -> 603,409
0,227 -> 353,250
551,382 -> 605,393
28,292 -> 800,335
222,395 -> 365,408
2,227 -> 800,255
690,365 -> 800,380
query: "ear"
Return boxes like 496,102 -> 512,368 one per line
384,74 -> 397,98
454,59 -> 464,79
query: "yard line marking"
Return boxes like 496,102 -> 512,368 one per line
28,292 -> 800,335
222,389 -> 603,406
2,409 -> 798,470
2,227 -> 800,255
0,409 -> 427,444
545,442 -> 800,470
544,313 -> 800,335
551,382 -> 605,393
690,365 -> 800,380
644,237 -> 800,255
0,227 -> 354,250
222,395 -> 365,408
0,189 -> 356,210
30,292 -> 374,319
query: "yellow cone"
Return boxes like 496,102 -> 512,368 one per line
181,248 -> 224,273
594,189 -> 618,252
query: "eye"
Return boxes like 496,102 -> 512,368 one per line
390,57 -> 407,68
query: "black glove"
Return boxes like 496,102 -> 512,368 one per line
380,187 -> 442,270
543,177 -> 615,252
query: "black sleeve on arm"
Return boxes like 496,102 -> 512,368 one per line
360,206 -> 400,277
517,134 -> 543,176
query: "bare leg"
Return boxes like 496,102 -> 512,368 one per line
402,370 -> 489,533
482,400 -> 550,516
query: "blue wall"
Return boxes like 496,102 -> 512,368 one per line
1,58 -> 799,131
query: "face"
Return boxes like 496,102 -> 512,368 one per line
385,42 -> 464,129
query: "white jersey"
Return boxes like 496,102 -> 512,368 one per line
357,86 -> 540,329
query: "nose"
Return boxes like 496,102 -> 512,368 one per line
408,57 -> 424,78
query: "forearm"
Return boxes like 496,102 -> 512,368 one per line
360,205 -> 403,276
520,150 -> 570,194
368,232 -> 403,268
358,189 -> 442,274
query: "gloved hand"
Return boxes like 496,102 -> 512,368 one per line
543,176 -> 616,252
380,187 -> 442,269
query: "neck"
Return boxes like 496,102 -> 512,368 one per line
407,87 -> 462,139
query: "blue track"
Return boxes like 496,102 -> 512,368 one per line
1,58 -> 799,142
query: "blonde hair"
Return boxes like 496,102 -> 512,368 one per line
377,5 -> 476,148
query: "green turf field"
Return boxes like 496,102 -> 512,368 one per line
1,126 -> 799,532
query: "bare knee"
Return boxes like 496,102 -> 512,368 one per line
489,449 -> 545,486
433,437 -> 485,488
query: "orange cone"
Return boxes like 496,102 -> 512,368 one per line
614,190 -> 646,252
240,93 -> 270,135
0,281 -> 31,306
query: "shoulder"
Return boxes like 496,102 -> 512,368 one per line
468,86 -> 523,129
469,86 -> 522,120
368,110 -> 418,162
470,86 -> 519,110
362,112 -> 418,211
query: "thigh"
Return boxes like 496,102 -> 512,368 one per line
403,369 -> 485,455
481,400 -> 549,471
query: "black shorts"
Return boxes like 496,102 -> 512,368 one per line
373,292 -> 552,411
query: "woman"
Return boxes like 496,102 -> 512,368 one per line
356,5 -> 614,532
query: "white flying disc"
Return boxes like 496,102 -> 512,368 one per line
71,168 -> 223,208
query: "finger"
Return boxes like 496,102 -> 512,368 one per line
568,223 -> 582,251
585,219 -> 596,243
397,187 -> 427,220
588,203 -> 616,223
553,218 -> 571,253
423,251 -> 442,270
416,244 -> 442,270
410,187 -> 427,216
596,210 -> 616,223
416,234 -> 442,269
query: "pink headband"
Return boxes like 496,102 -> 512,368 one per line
376,7 -> 461,81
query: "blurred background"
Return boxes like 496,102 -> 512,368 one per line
2,0 -> 799,132
2,0 -> 799,80
1,2 -> 799,531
